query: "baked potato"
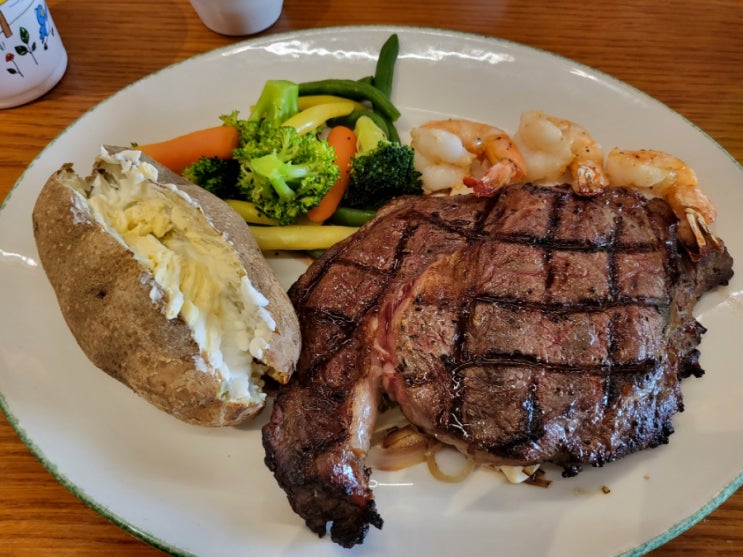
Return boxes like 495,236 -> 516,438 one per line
32,147 -> 300,426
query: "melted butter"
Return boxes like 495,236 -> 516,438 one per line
77,148 -> 275,403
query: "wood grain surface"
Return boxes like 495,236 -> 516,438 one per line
1,0 -> 741,555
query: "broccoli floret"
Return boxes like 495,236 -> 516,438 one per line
182,156 -> 241,199
235,124 -> 338,224
342,115 -> 422,210
186,80 -> 339,225
248,79 -> 299,124
237,81 -> 340,224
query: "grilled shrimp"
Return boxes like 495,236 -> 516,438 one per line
410,118 -> 528,196
514,110 -> 609,196
605,148 -> 721,256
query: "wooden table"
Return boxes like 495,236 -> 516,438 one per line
1,0 -> 741,554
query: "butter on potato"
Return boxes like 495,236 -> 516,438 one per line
32,147 -> 300,426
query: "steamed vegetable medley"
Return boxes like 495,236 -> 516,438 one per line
137,34 -> 423,253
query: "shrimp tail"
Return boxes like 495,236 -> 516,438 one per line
464,175 -> 499,197
570,159 -> 609,196
604,148 -> 721,258
680,208 -> 723,262
666,182 -> 720,259
466,159 -> 526,197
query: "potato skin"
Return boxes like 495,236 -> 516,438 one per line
32,153 -> 300,426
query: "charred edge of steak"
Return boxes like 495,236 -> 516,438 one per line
263,446 -> 383,548
262,470 -> 384,548
262,386 -> 384,548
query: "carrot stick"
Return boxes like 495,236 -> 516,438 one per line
137,125 -> 240,174
306,126 -> 357,222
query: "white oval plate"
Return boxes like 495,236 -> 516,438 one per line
1,25 -> 741,557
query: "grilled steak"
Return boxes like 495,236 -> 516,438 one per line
262,183 -> 734,547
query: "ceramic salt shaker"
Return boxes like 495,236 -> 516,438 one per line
0,0 -> 67,109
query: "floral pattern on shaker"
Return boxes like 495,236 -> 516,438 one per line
2,1 -> 56,78
5,51 -> 22,76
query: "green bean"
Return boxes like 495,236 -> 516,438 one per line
297,79 -> 401,121
248,224 -> 358,251
305,249 -> 326,259
282,100 -> 356,134
373,34 -> 399,99
379,114 -> 401,143
327,109 -> 401,143
329,206 -> 377,227
372,34 -> 401,142
226,199 -> 280,225
327,109 -> 390,137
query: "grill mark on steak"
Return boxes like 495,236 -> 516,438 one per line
263,183 -> 733,547
542,187 -> 563,292
453,351 -> 663,376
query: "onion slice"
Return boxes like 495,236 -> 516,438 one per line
369,408 -> 539,485
368,424 -> 429,471
425,444 -> 475,483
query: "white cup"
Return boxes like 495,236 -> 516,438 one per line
0,0 -> 67,109
188,0 -> 283,36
